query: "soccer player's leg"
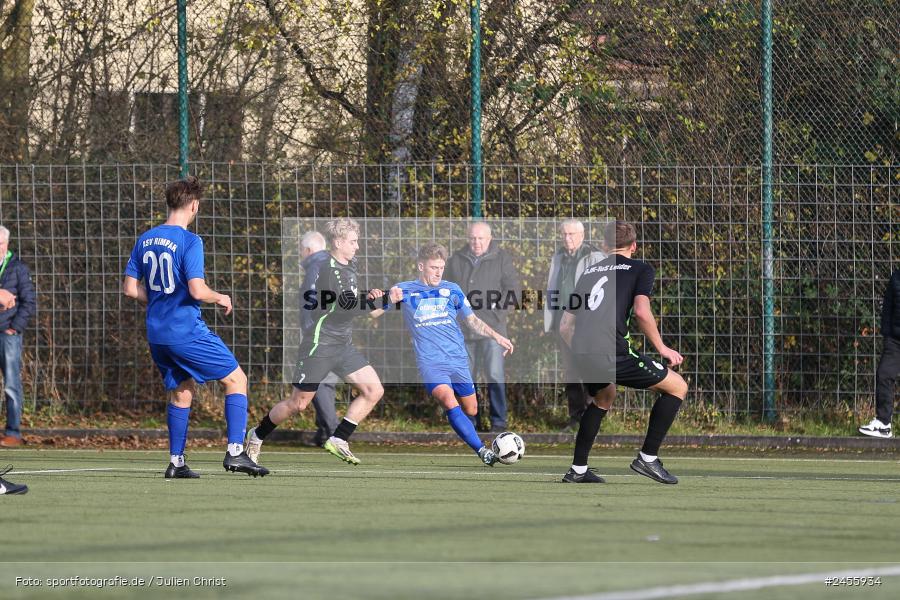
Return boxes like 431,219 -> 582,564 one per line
429,367 -> 494,465
149,343 -> 199,479
218,365 -> 269,477
166,379 -> 200,479
563,381 -> 612,484
164,332 -> 269,477
248,355 -> 324,461
330,358 -> 384,465
622,354 -> 685,484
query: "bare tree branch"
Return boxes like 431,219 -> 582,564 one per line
262,0 -> 363,121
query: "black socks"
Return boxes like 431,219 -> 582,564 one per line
333,418 -> 357,441
641,393 -> 683,456
573,403 -> 608,466
255,413 -> 277,441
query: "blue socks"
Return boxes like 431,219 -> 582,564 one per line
167,404 -> 191,456
167,393 -> 246,457
446,406 -> 484,453
224,393 -> 248,445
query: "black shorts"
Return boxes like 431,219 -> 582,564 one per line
293,344 -> 370,392
574,351 -> 669,396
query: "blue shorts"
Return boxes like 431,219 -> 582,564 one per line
420,363 -> 476,397
149,332 -> 240,391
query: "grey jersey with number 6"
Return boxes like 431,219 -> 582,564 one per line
564,254 -> 655,355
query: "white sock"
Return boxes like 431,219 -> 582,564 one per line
248,428 -> 261,442
170,454 -> 185,467
640,452 -> 657,463
571,464 -> 587,475
227,443 -> 243,457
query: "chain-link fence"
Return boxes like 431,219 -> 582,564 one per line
0,162 -> 895,419
2,1 -> 895,165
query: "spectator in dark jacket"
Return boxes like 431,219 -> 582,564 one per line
859,268 -> 900,439
545,219 -> 605,431
299,231 -> 340,446
444,222 -> 520,431
0,226 -> 36,447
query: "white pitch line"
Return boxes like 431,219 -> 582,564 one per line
11,466 -> 900,482
536,565 -> 900,600
8,449 -> 899,464
11,468 -> 115,475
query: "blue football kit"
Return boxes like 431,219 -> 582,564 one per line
125,225 -> 238,389
389,278 -> 488,455
390,279 -> 476,396
125,224 -> 246,456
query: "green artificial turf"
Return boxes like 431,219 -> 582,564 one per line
1,447 -> 898,599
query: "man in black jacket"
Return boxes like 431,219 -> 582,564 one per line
445,222 -> 520,431
298,230 -> 340,447
0,226 -> 36,448
544,219 -> 605,430
859,268 -> 900,439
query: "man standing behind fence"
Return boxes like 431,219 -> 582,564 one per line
299,230 -> 340,446
123,177 -> 268,478
0,226 -> 36,448
544,219 -> 604,431
859,267 -> 900,439
445,222 -> 520,432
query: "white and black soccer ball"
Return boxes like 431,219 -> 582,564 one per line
491,431 -> 525,465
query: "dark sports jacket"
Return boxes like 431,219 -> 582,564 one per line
0,252 -> 36,333
881,268 -> 900,340
444,242 -> 520,339
299,250 -> 331,334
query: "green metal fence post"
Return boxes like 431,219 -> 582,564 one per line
470,0 -> 483,218
761,0 -> 776,421
177,0 -> 189,178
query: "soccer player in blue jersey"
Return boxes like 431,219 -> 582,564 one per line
123,177 -> 269,479
379,243 -> 514,465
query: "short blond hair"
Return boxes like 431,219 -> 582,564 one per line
325,217 -> 360,245
0,226 -> 9,242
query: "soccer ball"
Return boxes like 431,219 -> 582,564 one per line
491,431 -> 525,465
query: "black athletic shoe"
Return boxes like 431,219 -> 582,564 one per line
0,465 -> 28,495
223,451 -> 269,477
164,463 -> 200,479
562,467 -> 605,483
630,456 -> 678,484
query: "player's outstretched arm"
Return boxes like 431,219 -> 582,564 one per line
633,295 -> 682,367
122,276 -> 148,304
367,286 -> 397,319
558,312 -> 576,348
465,313 -> 514,356
187,278 -> 232,315
366,287 -> 386,318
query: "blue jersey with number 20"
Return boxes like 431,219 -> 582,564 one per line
391,280 -> 473,367
125,224 -> 210,345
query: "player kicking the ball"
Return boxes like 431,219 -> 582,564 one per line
558,221 -> 688,484
245,217 -> 385,466
375,243 -> 514,466
123,177 -> 268,479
